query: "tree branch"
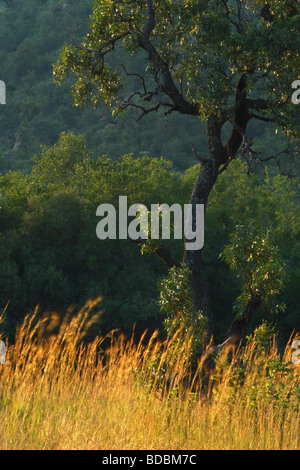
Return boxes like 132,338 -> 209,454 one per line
224,73 -> 249,161
240,136 -> 297,179
248,112 -> 277,123
130,238 -> 179,269
137,1 -> 199,116
152,245 -> 180,269
221,0 -> 244,34
191,143 -> 207,164
117,64 -> 175,120
247,98 -> 269,111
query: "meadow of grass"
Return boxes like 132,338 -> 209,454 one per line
0,299 -> 299,450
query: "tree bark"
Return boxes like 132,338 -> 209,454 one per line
183,74 -> 252,344
183,117 -> 226,327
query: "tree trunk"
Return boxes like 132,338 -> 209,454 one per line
183,118 -> 226,328
183,75 -> 251,345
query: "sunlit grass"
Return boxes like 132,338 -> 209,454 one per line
0,300 -> 299,450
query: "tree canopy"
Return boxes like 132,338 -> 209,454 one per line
55,0 -> 299,138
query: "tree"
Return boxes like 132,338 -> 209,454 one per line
54,0 -> 299,349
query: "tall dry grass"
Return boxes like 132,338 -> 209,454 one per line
0,300 -> 299,450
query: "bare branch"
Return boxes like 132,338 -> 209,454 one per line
116,100 -> 161,121
248,112 -> 277,123
121,65 -> 148,95
257,151 -> 297,179
191,143 -> 207,164
239,136 -> 297,179
116,64 -> 177,120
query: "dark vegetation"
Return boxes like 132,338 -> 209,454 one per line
0,0 -> 299,358
0,0 -> 207,173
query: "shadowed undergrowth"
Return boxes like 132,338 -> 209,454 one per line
0,299 -> 299,450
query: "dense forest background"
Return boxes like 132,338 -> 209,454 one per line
0,0 -> 209,173
0,0 -> 299,346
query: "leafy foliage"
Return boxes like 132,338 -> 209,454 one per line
1,132 -> 298,344
159,263 -> 209,358
221,224 -> 287,319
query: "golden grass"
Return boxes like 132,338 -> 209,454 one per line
0,300 -> 299,450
